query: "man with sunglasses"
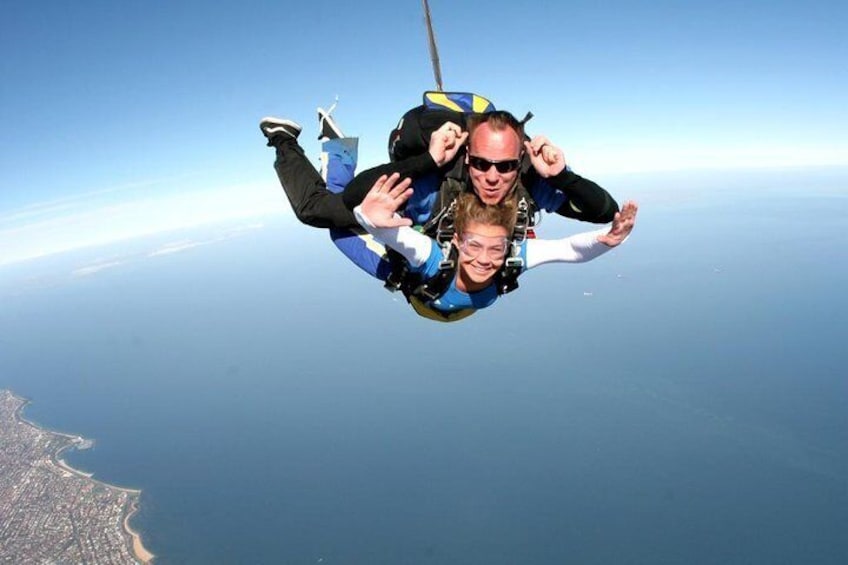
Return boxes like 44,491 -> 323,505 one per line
340,110 -> 619,230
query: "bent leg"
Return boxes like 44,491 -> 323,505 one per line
272,138 -> 359,228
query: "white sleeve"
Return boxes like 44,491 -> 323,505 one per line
353,205 -> 433,267
525,228 -> 621,269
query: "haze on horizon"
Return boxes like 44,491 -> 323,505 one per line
2,1 -> 846,268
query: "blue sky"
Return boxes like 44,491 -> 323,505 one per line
2,0 -> 846,266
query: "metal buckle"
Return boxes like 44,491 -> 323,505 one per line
505,256 -> 524,269
415,284 -> 441,301
438,259 -> 455,270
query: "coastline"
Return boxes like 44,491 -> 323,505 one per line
7,390 -> 155,564
124,498 -> 156,564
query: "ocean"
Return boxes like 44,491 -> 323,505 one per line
1,168 -> 846,564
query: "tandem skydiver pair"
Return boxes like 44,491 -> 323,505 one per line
260,93 -> 638,322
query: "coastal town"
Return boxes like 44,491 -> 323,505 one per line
0,389 -> 153,564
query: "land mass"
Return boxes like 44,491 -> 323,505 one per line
0,389 -> 154,564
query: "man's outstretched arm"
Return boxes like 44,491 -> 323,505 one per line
523,135 -> 619,224
547,169 -> 620,224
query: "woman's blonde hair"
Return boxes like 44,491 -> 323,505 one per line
453,192 -> 517,236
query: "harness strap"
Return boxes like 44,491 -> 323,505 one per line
495,197 -> 530,295
411,244 -> 457,301
384,245 -> 458,304
435,199 -> 457,245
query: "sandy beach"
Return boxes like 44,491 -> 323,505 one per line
124,499 -> 155,564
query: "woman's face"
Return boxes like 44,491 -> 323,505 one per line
454,221 -> 510,291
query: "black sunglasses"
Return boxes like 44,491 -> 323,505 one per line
468,155 -> 522,174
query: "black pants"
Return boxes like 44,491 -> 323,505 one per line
272,138 -> 359,229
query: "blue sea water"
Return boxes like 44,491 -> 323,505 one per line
1,168 -> 846,564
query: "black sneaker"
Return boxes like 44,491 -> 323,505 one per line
317,107 -> 344,140
259,117 -> 302,142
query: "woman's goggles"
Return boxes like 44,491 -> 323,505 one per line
458,234 -> 509,260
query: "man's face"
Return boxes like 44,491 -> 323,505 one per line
453,221 -> 509,291
466,122 -> 522,205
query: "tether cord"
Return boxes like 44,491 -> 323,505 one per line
422,0 -> 443,91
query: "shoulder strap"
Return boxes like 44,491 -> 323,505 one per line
410,244 -> 458,301
422,175 -> 463,237
493,196 -> 531,295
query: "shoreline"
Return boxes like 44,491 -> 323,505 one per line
124,498 -> 156,564
8,390 -> 155,564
